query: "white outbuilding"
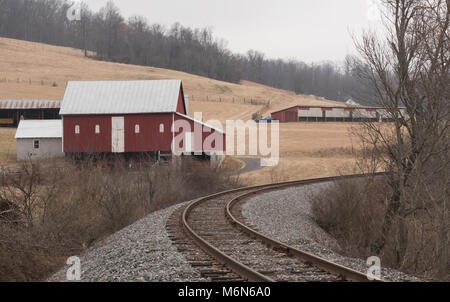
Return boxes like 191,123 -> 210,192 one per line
15,120 -> 63,161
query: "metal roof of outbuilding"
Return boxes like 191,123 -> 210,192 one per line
15,120 -> 62,139
175,112 -> 225,134
0,100 -> 61,109
270,104 -> 407,115
60,80 -> 183,115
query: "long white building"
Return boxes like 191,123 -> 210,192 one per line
271,105 -> 406,123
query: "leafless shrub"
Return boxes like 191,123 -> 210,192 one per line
219,156 -> 245,174
252,112 -> 263,120
268,163 -> 290,183
312,177 -> 386,257
312,170 -> 449,280
0,156 -> 242,281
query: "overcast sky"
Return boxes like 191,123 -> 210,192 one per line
84,0 -> 382,63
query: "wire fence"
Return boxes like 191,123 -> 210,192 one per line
0,77 -> 61,88
189,95 -> 270,107
0,78 -> 272,107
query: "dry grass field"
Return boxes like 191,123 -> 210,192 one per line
0,37 -> 361,183
238,123 -> 359,184
0,128 -> 17,167
0,37 -> 343,115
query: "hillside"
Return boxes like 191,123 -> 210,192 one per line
0,38 -> 344,122
0,38 -> 358,184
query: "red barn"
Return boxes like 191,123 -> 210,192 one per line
271,106 -> 300,122
60,80 -> 225,159
272,105 -> 404,123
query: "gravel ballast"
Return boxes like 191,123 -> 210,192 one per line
241,183 -> 422,282
49,201 -> 207,282
49,182 -> 422,282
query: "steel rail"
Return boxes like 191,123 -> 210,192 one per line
182,173 -> 386,282
226,182 -> 384,282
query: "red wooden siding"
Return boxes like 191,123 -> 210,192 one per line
63,115 -> 112,153
63,113 -> 225,154
271,111 -> 284,121
124,114 -> 173,152
271,107 -> 298,122
176,90 -> 186,115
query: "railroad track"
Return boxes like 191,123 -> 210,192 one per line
167,174 -> 385,282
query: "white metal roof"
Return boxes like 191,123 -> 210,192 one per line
60,80 -> 183,115
0,100 -> 61,109
184,95 -> 189,115
15,120 -> 62,139
175,112 -> 225,134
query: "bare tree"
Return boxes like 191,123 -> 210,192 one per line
97,0 -> 124,60
0,161 -> 42,228
353,0 -> 449,270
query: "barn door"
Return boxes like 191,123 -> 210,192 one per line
111,117 -> 125,153
184,132 -> 194,153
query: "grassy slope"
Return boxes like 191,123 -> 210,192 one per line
0,38 -> 344,120
0,38 -> 359,183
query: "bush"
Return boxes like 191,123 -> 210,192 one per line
0,157 -> 242,281
252,112 -> 262,120
312,176 -> 449,280
312,177 -> 386,257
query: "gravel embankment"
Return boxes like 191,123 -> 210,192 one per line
241,183 -> 422,282
49,201 -> 207,282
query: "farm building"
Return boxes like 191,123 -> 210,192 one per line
15,120 -> 64,161
271,105 -> 406,123
59,80 -> 226,160
0,100 -> 61,126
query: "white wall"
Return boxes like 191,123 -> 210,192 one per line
17,138 -> 64,161
326,108 -> 351,118
354,109 -> 377,119
298,108 -> 323,118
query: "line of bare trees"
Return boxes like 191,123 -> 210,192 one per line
0,0 -> 372,103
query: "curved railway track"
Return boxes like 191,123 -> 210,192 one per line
167,174 -> 385,282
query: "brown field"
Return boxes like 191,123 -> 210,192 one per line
0,37 -> 343,114
238,123 -> 358,184
0,38 -> 361,183
0,128 -> 16,167
189,101 -> 261,124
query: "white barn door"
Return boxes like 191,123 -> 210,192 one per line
184,132 -> 194,153
111,117 -> 125,153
